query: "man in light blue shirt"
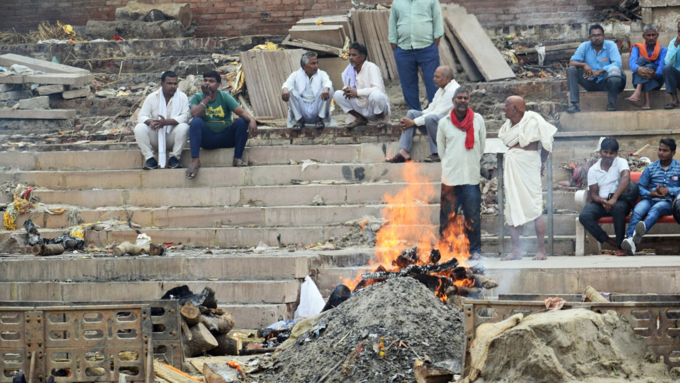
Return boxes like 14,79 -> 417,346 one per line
389,0 -> 444,112
566,24 -> 625,113
662,21 -> 680,109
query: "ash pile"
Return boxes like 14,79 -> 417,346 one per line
258,277 -> 465,383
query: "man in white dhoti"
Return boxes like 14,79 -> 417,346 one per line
281,51 -> 336,129
333,42 -> 391,129
498,96 -> 557,261
134,71 -> 190,170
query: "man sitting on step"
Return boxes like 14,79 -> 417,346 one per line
281,50 -> 336,129
625,24 -> 667,110
662,21 -> 680,109
134,71 -> 190,170
566,24 -> 625,113
578,138 -> 632,256
386,65 -> 459,164
622,138 -> 680,255
333,42 -> 390,129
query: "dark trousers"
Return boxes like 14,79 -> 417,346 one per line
393,44 -> 440,111
632,57 -> 663,92
567,66 -> 626,105
578,201 -> 631,248
189,117 -> 249,158
440,184 -> 482,254
663,65 -> 680,94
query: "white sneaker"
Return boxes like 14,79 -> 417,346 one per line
633,221 -> 646,244
621,238 -> 636,256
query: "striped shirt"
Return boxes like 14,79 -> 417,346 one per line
638,159 -> 680,201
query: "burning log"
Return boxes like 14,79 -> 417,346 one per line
393,246 -> 419,268
361,258 -> 459,280
445,285 -> 482,298
429,248 -> 441,264
183,322 -> 218,358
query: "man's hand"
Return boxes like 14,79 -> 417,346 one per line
343,88 -> 357,99
391,43 -> 397,50
434,37 -> 440,47
201,83 -> 214,98
321,87 -> 330,101
281,88 -> 290,102
399,117 -> 415,130
541,162 -> 547,177
592,69 -> 605,78
602,197 -> 617,212
676,36 -> 680,47
247,118 -> 258,138
657,184 -> 670,197
583,64 -> 594,78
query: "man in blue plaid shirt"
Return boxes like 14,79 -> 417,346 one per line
622,138 -> 680,255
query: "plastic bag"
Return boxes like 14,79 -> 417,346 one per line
294,276 -> 325,321
136,233 -> 151,246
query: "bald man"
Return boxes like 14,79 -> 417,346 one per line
498,96 -> 557,260
386,66 -> 459,163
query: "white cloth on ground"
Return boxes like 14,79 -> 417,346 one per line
338,61 -> 389,123
282,68 -> 336,127
414,80 -> 459,126
498,111 -> 557,226
588,157 -> 630,199
437,111 -> 486,186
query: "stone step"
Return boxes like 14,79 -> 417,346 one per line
0,162 -> 439,190
0,254 -> 308,283
315,255 -> 680,297
0,143 -> 409,171
579,90 -> 670,112
0,280 -> 300,305
558,109 -> 680,133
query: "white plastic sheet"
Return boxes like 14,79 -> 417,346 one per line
294,276 -> 325,321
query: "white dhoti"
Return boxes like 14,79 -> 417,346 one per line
503,148 -> 543,226
134,123 -> 189,161
332,90 -> 391,123
286,90 -> 337,128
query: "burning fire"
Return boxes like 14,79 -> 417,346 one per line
340,162 -> 476,298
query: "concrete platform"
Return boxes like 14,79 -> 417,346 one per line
559,109 -> 680,133
579,90 -> 670,112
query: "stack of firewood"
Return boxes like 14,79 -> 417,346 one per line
178,287 -> 241,358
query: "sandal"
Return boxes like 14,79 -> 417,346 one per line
422,154 -> 441,163
232,158 -> 247,167
315,119 -> 325,129
185,166 -> 199,179
565,105 -> 580,113
665,103 -> 677,109
292,119 -> 304,130
385,153 -> 411,163
346,120 -> 365,130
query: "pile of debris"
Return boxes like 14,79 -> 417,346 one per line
259,277 -> 466,382
597,0 -> 641,22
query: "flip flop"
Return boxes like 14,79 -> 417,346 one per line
346,120 -> 365,130
385,153 -> 411,163
315,119 -> 325,129
665,103 -> 677,109
185,166 -> 199,179
422,155 -> 441,163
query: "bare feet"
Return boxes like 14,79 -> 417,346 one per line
501,251 -> 523,261
532,250 -> 547,260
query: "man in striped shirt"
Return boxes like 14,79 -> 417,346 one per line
622,138 -> 680,255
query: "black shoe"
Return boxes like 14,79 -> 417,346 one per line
566,105 -> 581,113
142,157 -> 159,170
168,156 -> 181,168
606,103 -> 616,111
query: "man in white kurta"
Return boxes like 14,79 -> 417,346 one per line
387,66 -> 459,163
436,87 -> 486,258
282,51 -> 336,129
498,96 -> 557,261
333,42 -> 391,128
134,71 -> 190,170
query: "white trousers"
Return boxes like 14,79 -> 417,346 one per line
286,90 -> 337,127
134,123 -> 189,160
332,90 -> 390,123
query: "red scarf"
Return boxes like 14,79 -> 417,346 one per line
633,42 -> 661,62
450,108 -> 475,150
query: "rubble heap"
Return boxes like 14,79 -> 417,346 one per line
260,277 -> 465,382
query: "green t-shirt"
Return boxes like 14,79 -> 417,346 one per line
190,91 -> 240,133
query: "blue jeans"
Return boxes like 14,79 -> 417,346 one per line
440,184 -> 482,254
626,198 -> 672,238
189,117 -> 249,159
398,110 -> 442,154
393,44 -> 440,111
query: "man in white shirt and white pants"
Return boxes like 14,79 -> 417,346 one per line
282,51 -> 336,129
578,138 -> 632,256
387,66 -> 458,163
437,87 -> 486,259
134,71 -> 190,170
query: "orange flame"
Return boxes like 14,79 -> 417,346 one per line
340,162 -> 473,292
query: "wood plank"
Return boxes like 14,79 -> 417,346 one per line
35,85 -> 65,96
351,9 -> 366,45
62,87 -> 90,99
0,54 -> 90,74
297,15 -> 354,41
441,9 -> 482,82
377,10 -> 398,80
282,35 -> 343,56
289,25 -> 346,48
359,11 -> 389,80
437,38 -> 456,72
444,7 -> 515,81
0,109 -> 76,120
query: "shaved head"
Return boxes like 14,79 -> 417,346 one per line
503,95 -> 526,123
506,96 -> 526,113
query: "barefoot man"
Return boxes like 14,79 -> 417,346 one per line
498,96 -> 557,260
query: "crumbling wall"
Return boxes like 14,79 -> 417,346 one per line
1,0 -> 622,38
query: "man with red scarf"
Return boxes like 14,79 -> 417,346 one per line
626,24 -> 667,110
436,87 -> 486,259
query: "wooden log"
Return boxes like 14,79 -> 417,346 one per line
153,360 -> 199,383
115,1 -> 192,30
473,274 -> 499,289
211,334 -> 241,356
200,311 -> 235,335
180,302 -> 201,326
414,359 -> 454,383
202,362 -> 242,383
584,285 -> 609,303
31,244 -> 65,256
183,323 -> 218,358
113,241 -> 164,256
181,319 -> 192,341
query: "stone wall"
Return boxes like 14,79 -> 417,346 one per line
3,0 -> 620,38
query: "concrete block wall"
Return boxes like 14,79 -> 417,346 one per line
1,0 -> 621,38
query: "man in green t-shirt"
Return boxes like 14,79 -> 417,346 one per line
186,70 -> 258,178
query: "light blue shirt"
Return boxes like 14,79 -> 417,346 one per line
570,40 -> 622,83
629,44 -> 667,77
664,37 -> 680,72
389,0 -> 444,50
